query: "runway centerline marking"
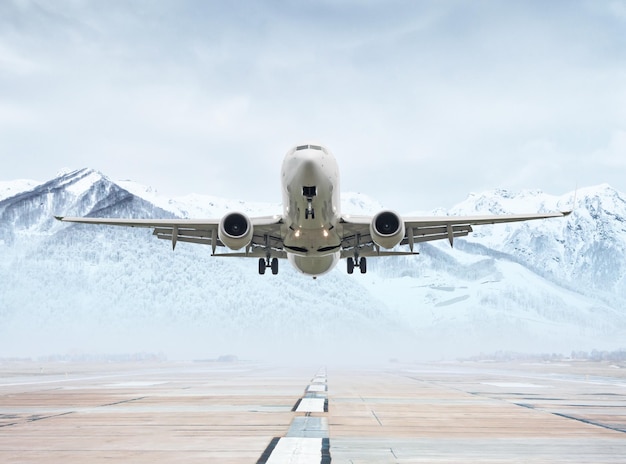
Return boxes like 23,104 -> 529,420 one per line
257,369 -> 331,463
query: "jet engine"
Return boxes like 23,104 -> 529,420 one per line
370,210 -> 405,249
218,212 -> 253,250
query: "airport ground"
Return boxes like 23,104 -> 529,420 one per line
0,359 -> 625,463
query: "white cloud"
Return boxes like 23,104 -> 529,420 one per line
593,129 -> 626,168
1,1 -> 626,211
0,43 -> 41,75
0,102 -> 36,126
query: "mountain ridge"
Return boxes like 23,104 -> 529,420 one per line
1,169 -> 624,361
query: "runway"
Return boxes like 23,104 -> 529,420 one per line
0,360 -> 625,462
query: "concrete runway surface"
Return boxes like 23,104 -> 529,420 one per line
0,360 -> 625,463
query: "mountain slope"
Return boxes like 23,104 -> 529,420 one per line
1,170 -> 624,361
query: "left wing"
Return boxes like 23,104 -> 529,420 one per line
340,210 -> 571,257
55,215 -> 286,257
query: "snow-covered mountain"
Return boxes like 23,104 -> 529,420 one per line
0,179 -> 41,202
1,168 -> 625,362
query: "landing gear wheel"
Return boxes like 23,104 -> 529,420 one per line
347,257 -> 354,274
271,258 -> 279,275
258,258 -> 266,275
359,257 -> 367,274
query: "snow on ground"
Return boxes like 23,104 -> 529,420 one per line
2,171 -> 626,359
0,179 -> 41,201
363,252 -> 624,355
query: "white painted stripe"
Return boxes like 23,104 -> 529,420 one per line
483,382 -> 545,388
306,384 -> 326,392
266,437 -> 322,464
106,381 -> 167,387
311,377 -> 326,384
296,397 -> 325,412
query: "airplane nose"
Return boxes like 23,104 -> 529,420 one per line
282,147 -> 328,189
299,159 -> 316,180
296,155 -> 320,185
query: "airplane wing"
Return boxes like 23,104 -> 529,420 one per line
55,215 -> 286,257
340,210 -> 571,257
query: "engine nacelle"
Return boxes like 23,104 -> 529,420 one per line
218,212 -> 253,250
370,210 -> 405,249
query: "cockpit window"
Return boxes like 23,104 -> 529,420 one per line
295,144 -> 326,153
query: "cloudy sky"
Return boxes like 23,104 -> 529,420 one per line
1,0 -> 625,212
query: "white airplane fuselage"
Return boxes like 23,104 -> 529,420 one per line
281,144 -> 342,276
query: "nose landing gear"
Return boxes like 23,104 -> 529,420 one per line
303,186 -> 316,220
305,198 -> 315,219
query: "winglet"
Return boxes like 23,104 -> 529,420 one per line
54,216 -> 64,221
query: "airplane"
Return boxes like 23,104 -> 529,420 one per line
56,143 -> 571,278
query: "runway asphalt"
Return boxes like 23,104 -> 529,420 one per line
0,359 -> 625,463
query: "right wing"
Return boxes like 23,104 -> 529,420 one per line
55,215 -> 286,257
402,211 -> 571,248
339,210 -> 571,257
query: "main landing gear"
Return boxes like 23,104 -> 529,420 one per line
347,256 -> 367,274
258,257 -> 279,275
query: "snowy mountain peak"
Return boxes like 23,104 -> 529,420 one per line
452,186 -> 589,217
55,167 -> 79,177
340,192 -> 385,215
1,168 -> 151,236
453,188 -> 546,215
1,169 -> 626,359
49,168 -> 110,196
575,184 -> 626,214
